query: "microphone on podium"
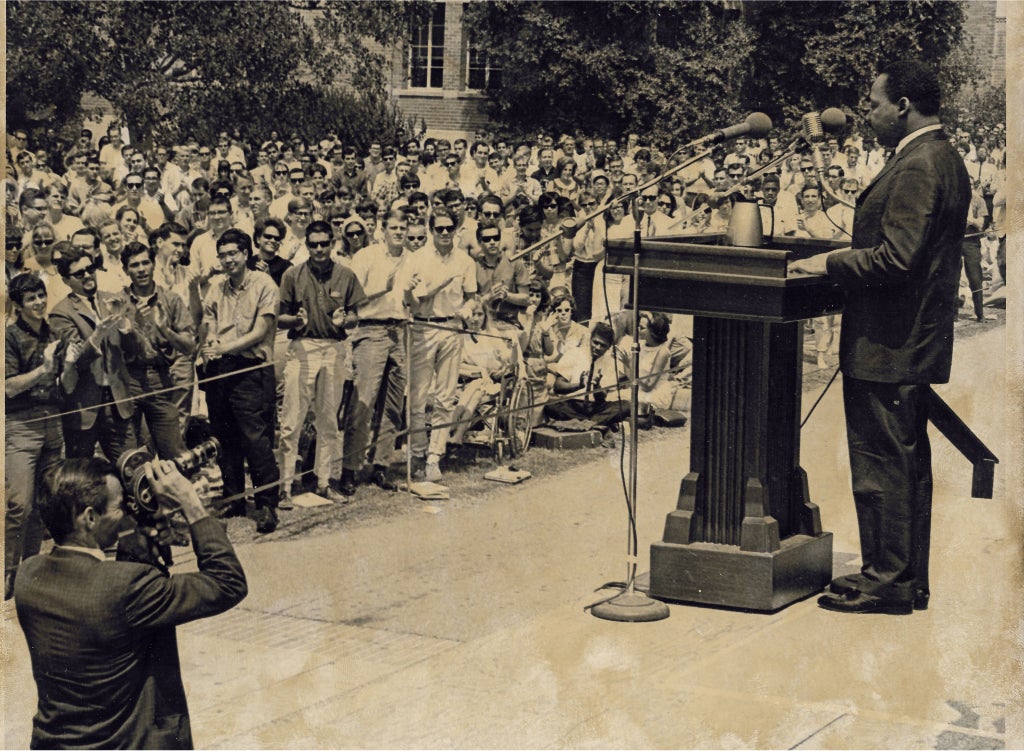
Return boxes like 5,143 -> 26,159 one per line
802,108 -> 855,207
694,112 -> 773,146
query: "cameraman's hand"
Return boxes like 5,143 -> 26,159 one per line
144,460 -> 208,525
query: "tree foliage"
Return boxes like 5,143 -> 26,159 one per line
740,0 -> 977,130
461,1 -> 755,145
464,0 -> 987,143
6,0 -> 432,149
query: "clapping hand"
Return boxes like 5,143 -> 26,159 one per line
41,340 -> 60,373
331,307 -> 347,328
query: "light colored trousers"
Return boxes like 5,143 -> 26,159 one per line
278,337 -> 346,488
408,324 -> 464,459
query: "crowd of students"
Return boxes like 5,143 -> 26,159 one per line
4,117 -> 1007,594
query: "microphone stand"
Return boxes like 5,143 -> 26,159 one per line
591,176 -> 670,623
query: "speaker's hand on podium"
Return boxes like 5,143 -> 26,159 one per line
788,248 -> 847,277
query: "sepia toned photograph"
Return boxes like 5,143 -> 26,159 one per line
3,1 -> 1021,748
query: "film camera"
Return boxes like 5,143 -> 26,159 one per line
115,439 -> 221,567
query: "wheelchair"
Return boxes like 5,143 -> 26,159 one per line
451,339 -> 534,461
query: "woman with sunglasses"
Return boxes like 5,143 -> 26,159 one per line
540,291 -> 588,371
21,227 -> 70,311
518,280 -> 555,413
337,215 -> 369,262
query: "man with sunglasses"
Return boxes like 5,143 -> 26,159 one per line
277,221 -> 365,506
269,167 -> 309,220
396,208 -> 478,482
474,218 -> 530,328
50,244 -> 138,463
340,210 -> 412,496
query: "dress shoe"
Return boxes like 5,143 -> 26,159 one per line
817,590 -> 912,615
213,501 -> 248,519
254,506 -> 278,534
338,470 -> 358,497
317,486 -> 351,504
831,576 -> 929,610
829,574 -> 864,596
4,571 -> 16,601
370,466 -> 397,491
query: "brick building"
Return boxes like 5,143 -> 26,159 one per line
386,1 -> 494,143
962,0 -> 1006,87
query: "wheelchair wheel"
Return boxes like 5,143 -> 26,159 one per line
506,379 -> 534,457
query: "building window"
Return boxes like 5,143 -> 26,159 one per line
466,40 -> 501,91
408,3 -> 445,89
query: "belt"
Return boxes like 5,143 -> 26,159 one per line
413,316 -> 454,323
357,318 -> 406,327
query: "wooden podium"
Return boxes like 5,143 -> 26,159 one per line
605,234 -> 847,611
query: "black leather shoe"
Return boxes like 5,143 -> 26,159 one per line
829,574 -> 864,596
370,466 -> 397,491
254,506 -> 278,534
338,470 -> 357,497
817,591 -> 912,615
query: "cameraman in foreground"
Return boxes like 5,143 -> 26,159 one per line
13,457 -> 247,750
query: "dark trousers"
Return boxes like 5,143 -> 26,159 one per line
962,238 -> 985,318
128,366 -> 187,459
842,377 -> 932,600
572,260 -> 598,323
63,396 -> 136,464
544,397 -> 630,429
205,357 -> 280,510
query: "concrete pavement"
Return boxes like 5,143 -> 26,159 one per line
3,322 -> 1020,749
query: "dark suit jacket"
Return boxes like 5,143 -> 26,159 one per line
49,292 -> 136,428
14,518 -> 247,749
826,128 -> 970,384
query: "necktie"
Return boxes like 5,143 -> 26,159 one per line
646,215 -> 654,238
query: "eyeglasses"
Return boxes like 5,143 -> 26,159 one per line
433,225 -> 455,234
68,264 -> 98,279
290,178 -> 305,184
657,201 -> 672,208
307,240 -> 332,249
842,189 -> 859,196
637,195 -> 658,202
480,234 -> 501,243
33,238 -> 54,247
445,161 -> 459,167
199,150 -> 212,157
385,225 -> 406,232
125,182 -> 143,189
6,241 -> 23,250
217,249 -> 244,260
345,230 -> 365,238
580,202 -> 596,208
407,234 -> 427,243
274,170 -> 289,176
481,210 -> 501,218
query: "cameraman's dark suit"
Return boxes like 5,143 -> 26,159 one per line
50,291 -> 136,460
14,517 -> 247,749
826,128 -> 970,601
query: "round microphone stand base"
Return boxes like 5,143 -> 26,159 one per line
591,590 -> 670,622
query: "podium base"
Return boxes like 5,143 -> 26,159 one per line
591,590 -> 670,622
649,532 -> 832,611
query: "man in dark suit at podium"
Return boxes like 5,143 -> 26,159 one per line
791,61 -> 970,614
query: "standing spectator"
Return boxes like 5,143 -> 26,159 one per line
397,209 -> 478,481
277,221 -> 365,506
50,245 -> 137,462
341,210 -> 411,496
198,229 -> 281,533
5,273 -> 82,599
117,242 -> 195,458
